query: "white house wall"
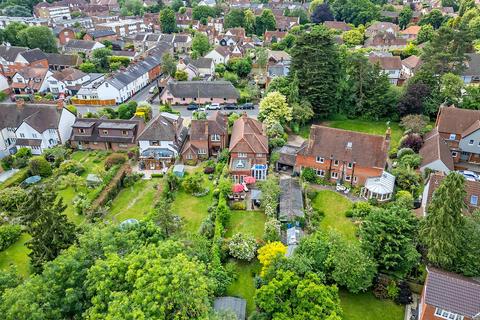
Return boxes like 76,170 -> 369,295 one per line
139,140 -> 178,156
58,108 -> 76,144
420,159 -> 451,174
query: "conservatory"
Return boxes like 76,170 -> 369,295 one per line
360,171 -> 395,202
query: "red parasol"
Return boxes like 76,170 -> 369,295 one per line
243,176 -> 256,184
232,183 -> 244,193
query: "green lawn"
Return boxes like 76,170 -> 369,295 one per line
340,290 -> 404,320
300,119 -> 402,150
312,190 -> 356,242
226,259 -> 261,316
0,233 -> 31,277
106,178 -> 160,223
225,210 -> 266,240
171,172 -> 214,233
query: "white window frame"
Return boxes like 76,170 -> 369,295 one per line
316,156 -> 324,163
211,134 -> 220,142
198,149 -> 207,155
449,133 -> 456,140
333,160 -> 339,166
469,139 -> 474,145
238,153 -> 247,158
434,308 -> 464,320
353,176 -> 358,183
315,169 -> 325,177
452,151 -> 458,157
347,162 -> 353,169
331,172 -> 338,179
471,195 -> 478,206
345,175 -> 351,181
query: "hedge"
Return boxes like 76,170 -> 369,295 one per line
0,224 -> 22,251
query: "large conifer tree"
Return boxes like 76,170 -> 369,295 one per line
420,172 -> 466,269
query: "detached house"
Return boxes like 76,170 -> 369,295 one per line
419,128 -> 454,174
435,105 -> 480,166
47,67 -> 91,96
138,112 -> 187,170
0,101 -> 76,157
64,40 -> 105,57
295,126 -> 390,186
70,117 -> 145,151
182,111 -> 228,163
205,46 -> 231,65
11,67 -> 52,94
461,53 -> 480,84
419,267 -> 480,320
229,114 -> 269,183
368,55 -> 402,85
159,81 -> 239,105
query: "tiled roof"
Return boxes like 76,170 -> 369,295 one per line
137,112 -> 185,143
51,67 -> 87,82
369,55 -> 402,70
165,81 -> 239,99
65,39 -> 99,50
46,53 -> 82,67
419,128 -> 454,171
0,45 -> 28,62
0,104 -> 63,132
87,29 -> 116,38
424,267 -> 480,317
229,114 -> 268,154
298,125 -> 389,170
20,49 -> 47,63
402,55 -> 421,69
70,118 -> 143,143
401,25 -> 421,35
190,111 -> 227,141
436,106 -> 480,135
324,21 -> 352,31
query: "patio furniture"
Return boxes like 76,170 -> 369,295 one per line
241,182 -> 249,192
244,176 -> 256,184
232,183 -> 244,193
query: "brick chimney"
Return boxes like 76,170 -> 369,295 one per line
57,98 -> 65,110
16,98 -> 25,110
385,127 -> 391,142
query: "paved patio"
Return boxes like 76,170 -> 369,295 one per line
0,169 -> 19,183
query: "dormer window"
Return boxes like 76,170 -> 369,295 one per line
103,130 -> 108,135
469,139 -> 474,145
449,133 -> 456,140
122,130 -> 128,136
211,134 -> 220,141
79,128 -> 85,134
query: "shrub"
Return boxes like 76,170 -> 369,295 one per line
398,154 -> 422,169
397,147 -> 414,159
228,232 -> 257,261
373,274 -> 390,299
231,201 -> 246,210
395,281 -> 413,305
301,168 -> 317,183
182,172 -> 205,194
345,201 -> 374,219
57,160 -> 85,176
1,155 -> 14,170
204,167 -> 215,174
400,133 -> 423,152
306,188 -> 318,200
400,114 -> 428,133
389,147 -> 398,159
28,156 -> 52,177
0,224 -> 22,251
263,218 -> 281,242
151,173 -> 163,178
104,154 -> 126,170
122,173 -> 143,187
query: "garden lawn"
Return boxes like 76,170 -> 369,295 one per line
340,290 -> 404,320
171,172 -> 214,233
106,178 -> 160,223
312,190 -> 356,242
225,210 -> 266,240
226,259 -> 261,316
300,119 -> 402,150
0,233 -> 31,277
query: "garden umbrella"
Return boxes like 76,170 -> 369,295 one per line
244,176 -> 256,184
232,183 -> 244,193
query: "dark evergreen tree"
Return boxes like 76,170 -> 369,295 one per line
290,25 -> 341,117
311,3 -> 334,24
20,185 -> 77,272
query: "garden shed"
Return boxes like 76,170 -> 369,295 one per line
278,176 -> 304,222
213,297 -> 247,320
86,174 -> 102,187
21,175 -> 41,187
173,164 -> 185,178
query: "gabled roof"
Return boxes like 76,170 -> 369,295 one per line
190,111 -> 228,141
436,105 -> 480,135
86,29 -> 117,39
424,267 -> 480,318
400,25 -> 421,36
51,67 -> 87,82
165,81 -> 239,99
0,104 -> 64,132
298,125 -> 389,170
137,112 -> 184,142
419,128 -> 454,172
229,114 -> 268,154
19,49 -> 47,63
463,53 -> 480,77
190,57 -> 213,69
402,55 -> 421,69
0,46 -> 28,62
369,55 -> 402,70
324,21 -> 352,31
65,39 -> 100,50
70,118 -> 143,143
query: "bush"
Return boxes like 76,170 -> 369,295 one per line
28,156 -> 52,177
400,114 -> 428,134
400,133 -> 423,153
373,274 -> 390,299
388,147 -> 398,159
301,168 -> 317,183
204,167 -> 215,174
231,201 -> 246,210
151,173 -> 163,178
397,147 -> 414,159
104,154 -> 126,170
182,172 -> 204,194
57,160 -> 85,176
398,154 -> 422,169
0,224 -> 22,251
228,232 -> 257,261
263,218 -> 281,242
1,155 -> 14,170
345,201 -> 374,219
306,188 -> 318,200
395,281 -> 413,305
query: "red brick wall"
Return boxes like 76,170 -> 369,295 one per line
295,154 -> 383,185
148,65 -> 162,81
58,29 -> 76,46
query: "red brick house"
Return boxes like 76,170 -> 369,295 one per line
264,31 -> 287,45
229,114 -> 269,183
83,29 -> 117,42
70,118 -> 145,151
419,267 -> 480,320
54,27 -> 76,46
182,111 -> 228,163
294,126 -> 390,186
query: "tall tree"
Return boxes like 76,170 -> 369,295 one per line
161,52 -> 176,76
330,0 -> 380,26
4,22 -> 27,46
420,172 -> 466,269
91,47 -> 112,71
255,9 -> 276,35
148,199 -> 182,237
259,91 -> 292,126
399,6 -> 413,29
290,25 -> 341,117
360,205 -> 420,277
192,33 -> 210,57
20,186 -> 76,272
419,9 -> 446,29
159,7 -> 176,33
311,2 -> 334,24
17,26 -> 57,53
224,8 -> 245,29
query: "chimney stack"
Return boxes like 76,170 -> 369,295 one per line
57,98 -> 65,110
385,127 -> 391,141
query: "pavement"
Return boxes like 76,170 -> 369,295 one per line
0,169 -> 19,183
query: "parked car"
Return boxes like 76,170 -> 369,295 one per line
223,104 -> 238,110
198,107 -> 206,112
239,103 -> 254,110
206,103 -> 221,110
187,103 -> 198,111
148,86 -> 156,94
458,170 -> 479,181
